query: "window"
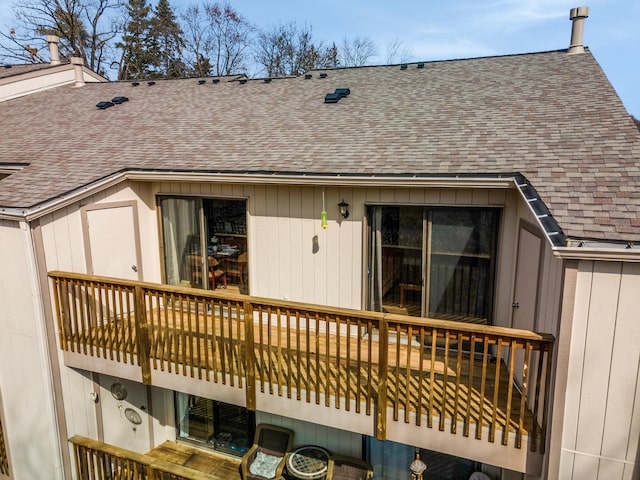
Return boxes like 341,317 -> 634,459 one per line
160,197 -> 248,293
368,206 -> 499,323
175,393 -> 254,457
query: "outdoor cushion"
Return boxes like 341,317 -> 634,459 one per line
249,451 -> 283,478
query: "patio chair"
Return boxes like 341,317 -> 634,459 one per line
327,454 -> 374,480
240,424 -> 294,480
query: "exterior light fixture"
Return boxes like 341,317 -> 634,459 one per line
338,199 -> 349,219
410,449 -> 427,480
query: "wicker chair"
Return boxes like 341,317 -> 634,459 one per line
327,455 -> 374,480
240,424 -> 294,480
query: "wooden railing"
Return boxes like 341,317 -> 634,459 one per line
50,272 -> 554,452
70,435 -> 214,480
0,409 -> 8,477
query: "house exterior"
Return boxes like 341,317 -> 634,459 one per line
1,8 -> 640,480
0,36 -> 107,103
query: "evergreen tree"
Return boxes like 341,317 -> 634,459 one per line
151,0 -> 186,78
116,0 -> 154,80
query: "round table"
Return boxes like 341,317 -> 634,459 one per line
286,445 -> 330,480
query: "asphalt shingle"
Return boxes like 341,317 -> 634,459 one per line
1,49 -> 639,242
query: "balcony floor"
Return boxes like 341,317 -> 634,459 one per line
69,303 -> 537,447
148,441 -> 241,479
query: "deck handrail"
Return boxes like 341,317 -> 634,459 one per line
47,271 -> 554,343
70,435 -> 214,480
50,271 -> 555,453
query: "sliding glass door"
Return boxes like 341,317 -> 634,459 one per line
368,206 -> 499,324
175,393 -> 255,456
160,197 -> 248,293
160,197 -> 201,288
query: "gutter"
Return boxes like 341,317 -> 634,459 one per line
552,246 -> 640,263
125,170 -> 517,188
0,170 -> 516,222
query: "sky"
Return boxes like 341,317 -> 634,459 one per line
0,0 -> 638,116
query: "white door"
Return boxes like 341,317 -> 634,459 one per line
83,203 -> 142,281
511,225 -> 542,394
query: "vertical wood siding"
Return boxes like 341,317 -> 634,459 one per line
39,180 -> 568,474
170,183 -> 510,312
560,261 -> 640,479
256,412 -> 363,458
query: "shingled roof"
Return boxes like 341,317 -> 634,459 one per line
1,49 -> 639,242
0,63 -> 57,79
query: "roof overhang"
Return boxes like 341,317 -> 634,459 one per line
3,169 -> 639,261
0,169 -> 517,222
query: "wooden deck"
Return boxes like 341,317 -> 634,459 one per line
51,272 -> 554,452
148,441 -> 241,479
71,436 -> 238,480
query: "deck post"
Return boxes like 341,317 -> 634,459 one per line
244,301 -> 257,411
376,318 -> 389,440
134,286 -> 152,385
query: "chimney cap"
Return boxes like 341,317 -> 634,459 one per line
570,6 -> 589,20
46,35 -> 59,44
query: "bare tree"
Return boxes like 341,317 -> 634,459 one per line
181,4 -> 210,76
0,0 -> 122,74
385,38 -> 413,64
182,2 -> 254,77
254,22 -> 337,77
339,36 -> 377,67
204,3 -> 253,76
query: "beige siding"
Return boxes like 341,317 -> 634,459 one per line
149,183 -> 521,313
0,220 -> 62,478
256,412 -> 362,458
38,182 -> 159,457
35,179 -> 564,472
98,375 -> 152,454
515,199 -> 564,335
559,261 -> 640,478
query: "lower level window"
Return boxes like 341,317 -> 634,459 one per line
175,393 -> 254,456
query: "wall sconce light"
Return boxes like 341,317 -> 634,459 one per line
338,199 -> 349,219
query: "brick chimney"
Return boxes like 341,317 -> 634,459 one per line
568,6 -> 589,54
